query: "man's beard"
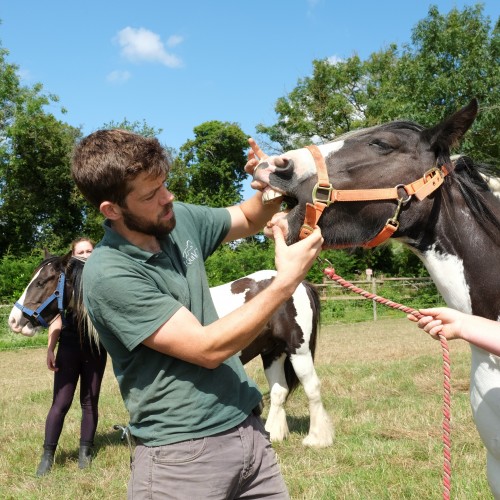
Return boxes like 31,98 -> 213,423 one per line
122,205 -> 176,239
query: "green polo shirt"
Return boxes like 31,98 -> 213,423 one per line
83,202 -> 261,446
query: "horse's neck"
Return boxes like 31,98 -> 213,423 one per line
403,191 -> 500,320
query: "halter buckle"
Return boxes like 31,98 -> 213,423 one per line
412,167 -> 445,201
312,183 -> 334,206
424,167 -> 444,183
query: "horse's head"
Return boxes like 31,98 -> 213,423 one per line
252,99 -> 479,247
8,252 -> 74,336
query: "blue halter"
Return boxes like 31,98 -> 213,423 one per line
14,272 -> 66,328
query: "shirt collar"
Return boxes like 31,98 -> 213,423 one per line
99,220 -> 164,263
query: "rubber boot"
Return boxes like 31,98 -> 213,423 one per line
36,446 -> 55,477
78,444 -> 93,469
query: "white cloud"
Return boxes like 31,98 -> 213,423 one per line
115,27 -> 183,68
106,70 -> 132,84
166,35 -> 184,48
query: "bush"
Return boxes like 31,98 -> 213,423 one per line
0,254 -> 42,303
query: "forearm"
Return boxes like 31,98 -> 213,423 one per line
47,316 -> 62,350
224,192 -> 281,242
146,225 -> 323,368
145,277 -> 297,369
460,315 -> 500,356
203,276 -> 297,365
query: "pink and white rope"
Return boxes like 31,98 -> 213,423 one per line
322,266 -> 451,500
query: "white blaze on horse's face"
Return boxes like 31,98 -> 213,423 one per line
7,268 -> 43,337
253,140 -> 345,241
254,140 -> 345,203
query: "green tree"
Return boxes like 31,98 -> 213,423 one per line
169,121 -> 249,207
0,42 -> 84,256
366,4 -> 499,164
257,54 -> 374,150
103,118 -> 162,138
257,4 -> 499,166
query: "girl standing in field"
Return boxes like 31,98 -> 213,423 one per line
36,237 -> 107,476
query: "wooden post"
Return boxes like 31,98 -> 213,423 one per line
366,269 -> 377,321
372,275 -> 377,321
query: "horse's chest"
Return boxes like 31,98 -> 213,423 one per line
418,247 -> 472,313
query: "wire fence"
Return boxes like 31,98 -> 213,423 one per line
317,276 -> 446,324
0,276 -> 445,346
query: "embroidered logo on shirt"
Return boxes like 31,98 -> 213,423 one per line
182,240 -> 199,266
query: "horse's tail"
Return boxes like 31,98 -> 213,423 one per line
304,280 -> 321,359
284,280 -> 321,396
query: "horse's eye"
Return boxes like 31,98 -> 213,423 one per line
369,140 -> 393,152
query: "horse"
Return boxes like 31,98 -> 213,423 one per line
8,252 -> 86,337
9,258 -> 333,448
250,99 -> 500,496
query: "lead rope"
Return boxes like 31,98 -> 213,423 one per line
321,262 -> 451,500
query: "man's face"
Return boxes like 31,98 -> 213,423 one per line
121,172 -> 176,238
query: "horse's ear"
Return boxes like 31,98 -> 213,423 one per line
61,250 -> 73,266
43,248 -> 52,259
422,99 -> 478,157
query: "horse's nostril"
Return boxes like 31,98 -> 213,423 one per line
274,157 -> 288,169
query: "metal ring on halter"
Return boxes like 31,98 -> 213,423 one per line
395,184 -> 412,204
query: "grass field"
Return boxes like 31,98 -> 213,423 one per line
0,318 -> 493,499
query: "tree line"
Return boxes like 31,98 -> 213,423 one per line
0,4 -> 498,301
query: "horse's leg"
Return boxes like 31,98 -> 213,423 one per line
263,354 -> 290,442
289,351 -> 334,447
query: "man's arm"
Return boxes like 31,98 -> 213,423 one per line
223,192 -> 281,243
144,225 -> 323,368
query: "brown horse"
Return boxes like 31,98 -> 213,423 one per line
251,99 -> 500,495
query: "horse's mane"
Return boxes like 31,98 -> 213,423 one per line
31,254 -> 65,277
333,120 -> 425,142
448,156 -> 500,238
65,257 -> 100,349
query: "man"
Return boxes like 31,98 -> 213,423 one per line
71,129 -> 323,499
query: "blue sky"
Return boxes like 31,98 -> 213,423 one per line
1,1 -> 498,181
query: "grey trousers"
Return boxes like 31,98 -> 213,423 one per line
128,413 -> 290,500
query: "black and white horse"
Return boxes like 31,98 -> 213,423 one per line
9,260 -> 333,447
250,99 -> 500,495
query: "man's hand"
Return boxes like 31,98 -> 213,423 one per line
245,138 -> 269,192
272,224 -> 323,286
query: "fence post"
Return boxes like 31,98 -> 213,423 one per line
366,269 -> 377,321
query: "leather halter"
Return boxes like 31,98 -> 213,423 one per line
15,271 -> 66,328
299,144 -> 454,247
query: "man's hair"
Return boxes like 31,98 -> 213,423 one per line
71,129 -> 170,208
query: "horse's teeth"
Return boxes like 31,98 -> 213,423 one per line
262,189 -> 283,204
